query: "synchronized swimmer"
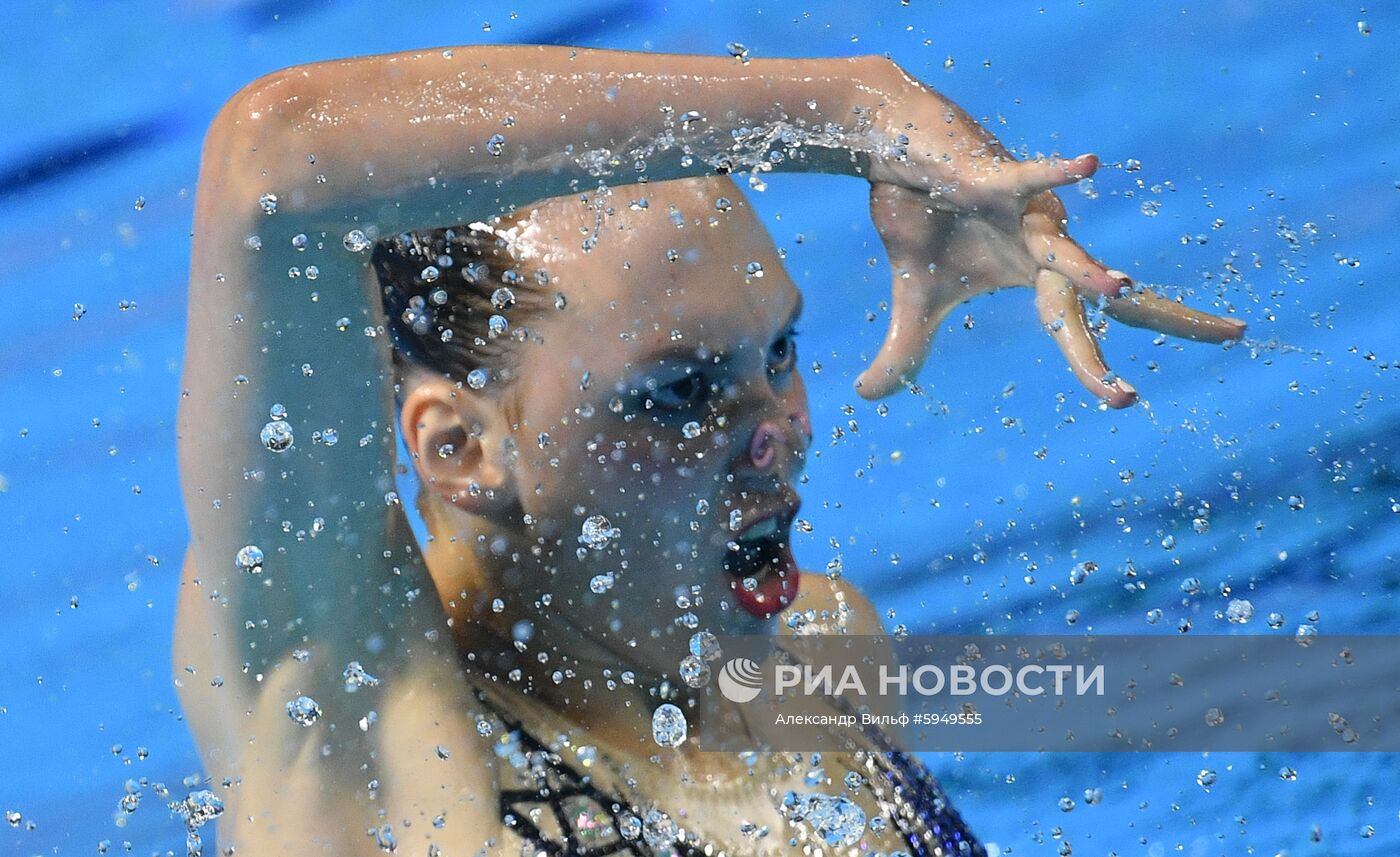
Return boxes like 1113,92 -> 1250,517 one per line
174,45 -> 1244,854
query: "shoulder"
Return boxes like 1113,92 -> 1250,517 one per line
778,571 -> 887,635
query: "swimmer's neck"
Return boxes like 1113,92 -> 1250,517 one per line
418,497 -> 763,779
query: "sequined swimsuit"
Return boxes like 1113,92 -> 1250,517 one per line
479,687 -> 986,857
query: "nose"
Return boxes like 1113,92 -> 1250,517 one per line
748,409 -> 813,472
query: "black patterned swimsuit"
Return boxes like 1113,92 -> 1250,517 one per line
483,693 -> 985,857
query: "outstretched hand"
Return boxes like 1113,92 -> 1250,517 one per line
857,73 -> 1245,404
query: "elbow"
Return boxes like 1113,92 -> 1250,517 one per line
207,66 -> 302,142
198,66 -> 311,190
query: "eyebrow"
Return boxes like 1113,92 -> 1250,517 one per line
637,292 -> 803,368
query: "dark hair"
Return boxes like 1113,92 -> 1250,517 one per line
372,217 -> 550,382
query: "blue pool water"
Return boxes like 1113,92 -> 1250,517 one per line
1,0 -> 1396,853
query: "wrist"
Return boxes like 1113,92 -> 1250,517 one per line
786,54 -> 908,180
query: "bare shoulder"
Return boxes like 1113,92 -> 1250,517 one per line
779,572 -> 887,635
374,664 -> 507,852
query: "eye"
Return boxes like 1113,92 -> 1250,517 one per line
646,372 -> 710,409
767,327 -> 799,376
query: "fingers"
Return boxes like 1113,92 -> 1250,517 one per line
1006,152 -> 1099,198
1103,288 -> 1247,343
1034,269 -> 1138,409
860,182 -> 959,400
855,270 -> 960,400
1041,234 -> 1133,298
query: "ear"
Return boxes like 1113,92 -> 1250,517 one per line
399,374 -> 517,517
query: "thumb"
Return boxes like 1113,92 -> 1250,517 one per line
855,258 -> 961,399
860,183 -> 956,399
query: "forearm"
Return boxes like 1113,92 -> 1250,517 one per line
208,46 -> 901,231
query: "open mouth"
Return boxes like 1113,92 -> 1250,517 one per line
723,507 -> 800,619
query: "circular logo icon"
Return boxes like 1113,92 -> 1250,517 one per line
717,657 -> 764,703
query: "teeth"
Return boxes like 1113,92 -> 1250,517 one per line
738,517 -> 780,542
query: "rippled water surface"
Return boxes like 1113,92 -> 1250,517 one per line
2,1 -> 1396,853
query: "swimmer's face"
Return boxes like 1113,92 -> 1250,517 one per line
405,178 -> 811,674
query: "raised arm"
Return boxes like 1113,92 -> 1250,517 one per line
175,48 -> 918,840
178,45 -> 904,682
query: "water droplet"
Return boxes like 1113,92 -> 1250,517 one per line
258,193 -> 278,215
261,420 -> 294,452
466,368 -> 489,390
1058,796 -> 1075,812
1287,494 -> 1305,511
589,572 -> 615,594
485,134 -> 506,156
491,287 -> 515,310
1196,768 -> 1217,789
682,421 -> 702,439
372,824 -> 397,852
689,630 -> 721,662
642,807 -> 679,847
235,545 -> 264,574
745,261 -> 764,278
342,229 -> 371,253
579,515 -> 620,550
488,314 -> 508,337
1225,599 -> 1254,624
1266,611 -> 1286,629
133,196 -> 146,211
285,695 -> 322,726
781,792 -> 867,847
651,703 -> 688,747
343,661 -> 380,692
726,42 -> 750,62
1357,20 -> 1372,36
172,789 -> 224,827
679,655 -> 711,687
1204,707 -> 1226,727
